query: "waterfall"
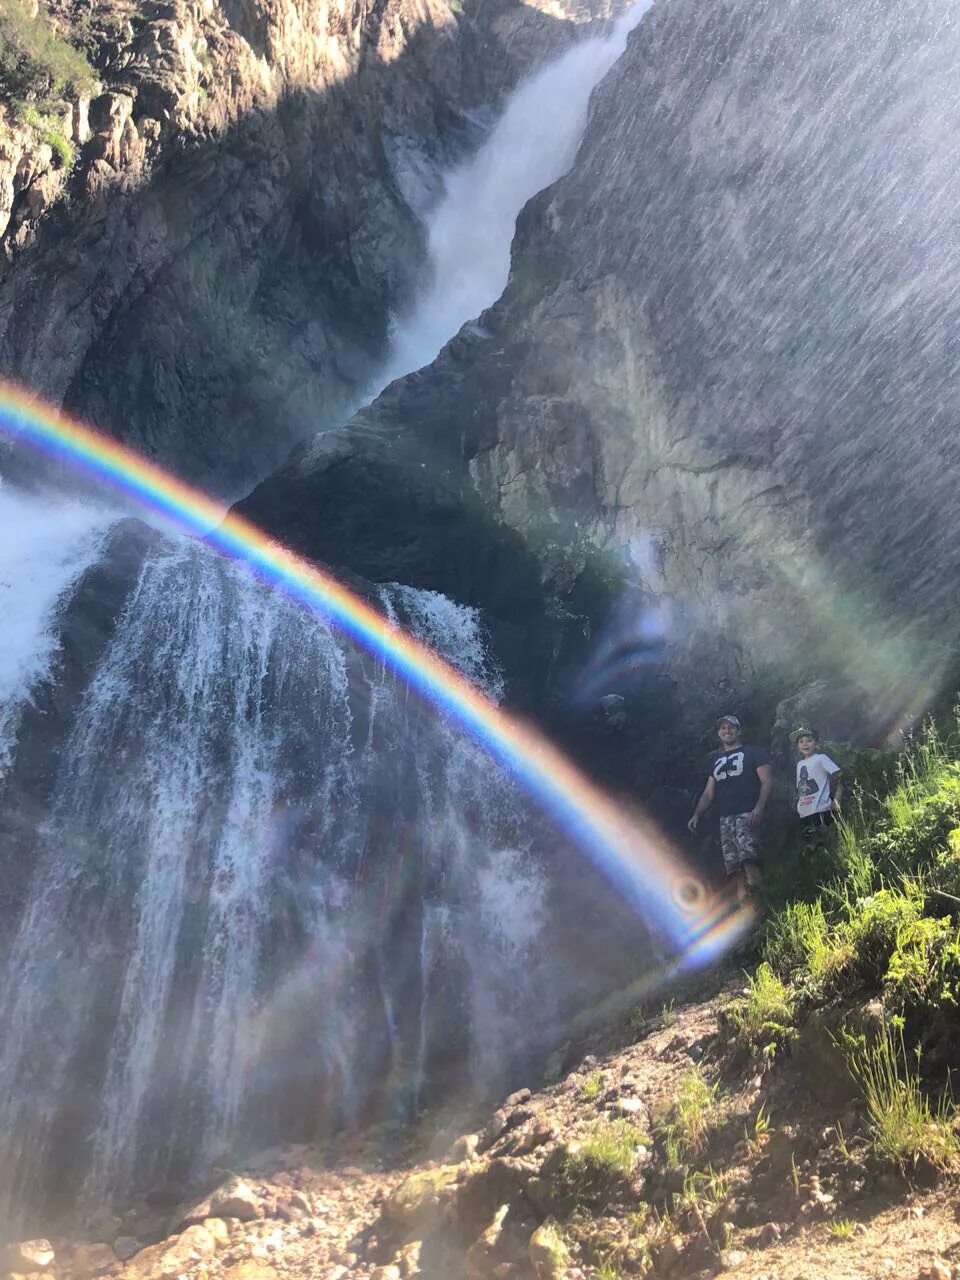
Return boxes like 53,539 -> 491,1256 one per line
0,8 -> 659,1229
373,1 -> 654,391
0,539 -> 562,1223
0,486 -> 111,779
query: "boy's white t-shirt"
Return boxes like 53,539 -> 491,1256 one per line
796,752 -> 841,817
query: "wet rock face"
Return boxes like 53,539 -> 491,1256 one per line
0,0 -> 587,495
243,0 -> 960,713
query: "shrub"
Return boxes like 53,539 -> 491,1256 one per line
42,127 -> 73,168
0,1 -> 95,107
885,916 -> 960,1009
845,884 -> 923,969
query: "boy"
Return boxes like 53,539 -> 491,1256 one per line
792,726 -> 843,836
688,715 -> 772,901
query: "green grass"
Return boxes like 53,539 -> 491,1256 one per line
558,1119 -> 648,1211
661,1069 -> 719,1164
828,1218 -> 856,1239
580,1071 -> 602,1100
726,963 -> 795,1055
842,1023 -> 959,1171
576,1119 -> 648,1176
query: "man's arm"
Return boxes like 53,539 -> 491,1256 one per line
748,762 -> 774,828
688,776 -> 716,832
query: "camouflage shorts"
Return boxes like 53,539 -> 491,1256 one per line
719,813 -> 760,875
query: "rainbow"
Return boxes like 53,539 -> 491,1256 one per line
0,378 -> 752,964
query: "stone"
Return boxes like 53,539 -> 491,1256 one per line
202,1218 -> 231,1248
466,1204 -> 510,1278
479,1109 -> 511,1152
719,1249 -> 748,1271
614,1098 -> 647,1117
449,1133 -> 480,1163
395,1240 -> 422,1278
528,1219 -> 567,1279
111,1238 -> 140,1263
370,1268 -> 401,1280
69,1243 -> 118,1278
383,1166 -> 459,1231
1,1242 -> 55,1273
180,1177 -> 263,1228
222,1264 -> 278,1280
758,1222 -> 781,1248
505,1088 -> 531,1107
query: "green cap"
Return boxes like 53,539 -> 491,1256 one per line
790,725 -> 817,742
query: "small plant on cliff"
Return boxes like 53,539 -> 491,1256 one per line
828,1218 -> 856,1240
42,126 -> 73,168
0,0 -> 95,108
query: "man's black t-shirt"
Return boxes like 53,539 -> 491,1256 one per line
708,745 -> 770,817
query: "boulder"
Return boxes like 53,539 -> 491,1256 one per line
69,1243 -> 118,1278
383,1166 -> 459,1233
1,1242 -> 55,1273
529,1219 -> 567,1279
465,1204 -> 510,1278
110,1239 -> 140,1263
201,1218 -> 231,1248
182,1177 -> 263,1226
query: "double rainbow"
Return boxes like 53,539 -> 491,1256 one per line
0,379 -> 752,966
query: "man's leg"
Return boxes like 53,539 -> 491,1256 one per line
719,816 -> 747,901
734,814 -> 761,899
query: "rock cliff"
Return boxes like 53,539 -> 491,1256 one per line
238,0 -> 960,730
0,0 -> 592,492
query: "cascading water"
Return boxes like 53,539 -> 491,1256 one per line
0,485 -> 111,779
0,540 -> 561,1222
0,5 -> 659,1231
373,1 -> 654,391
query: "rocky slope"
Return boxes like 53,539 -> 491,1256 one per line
238,0 -> 960,725
7,975 -> 960,1279
0,0 -> 595,492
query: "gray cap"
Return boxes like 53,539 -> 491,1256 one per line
717,714 -> 741,729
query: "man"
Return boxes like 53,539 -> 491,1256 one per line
792,726 -> 842,838
687,715 -> 773,900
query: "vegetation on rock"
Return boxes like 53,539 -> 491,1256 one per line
0,0 -> 95,111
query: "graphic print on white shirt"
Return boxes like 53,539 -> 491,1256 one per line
796,752 -> 840,816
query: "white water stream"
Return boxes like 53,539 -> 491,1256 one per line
373,1 -> 653,391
